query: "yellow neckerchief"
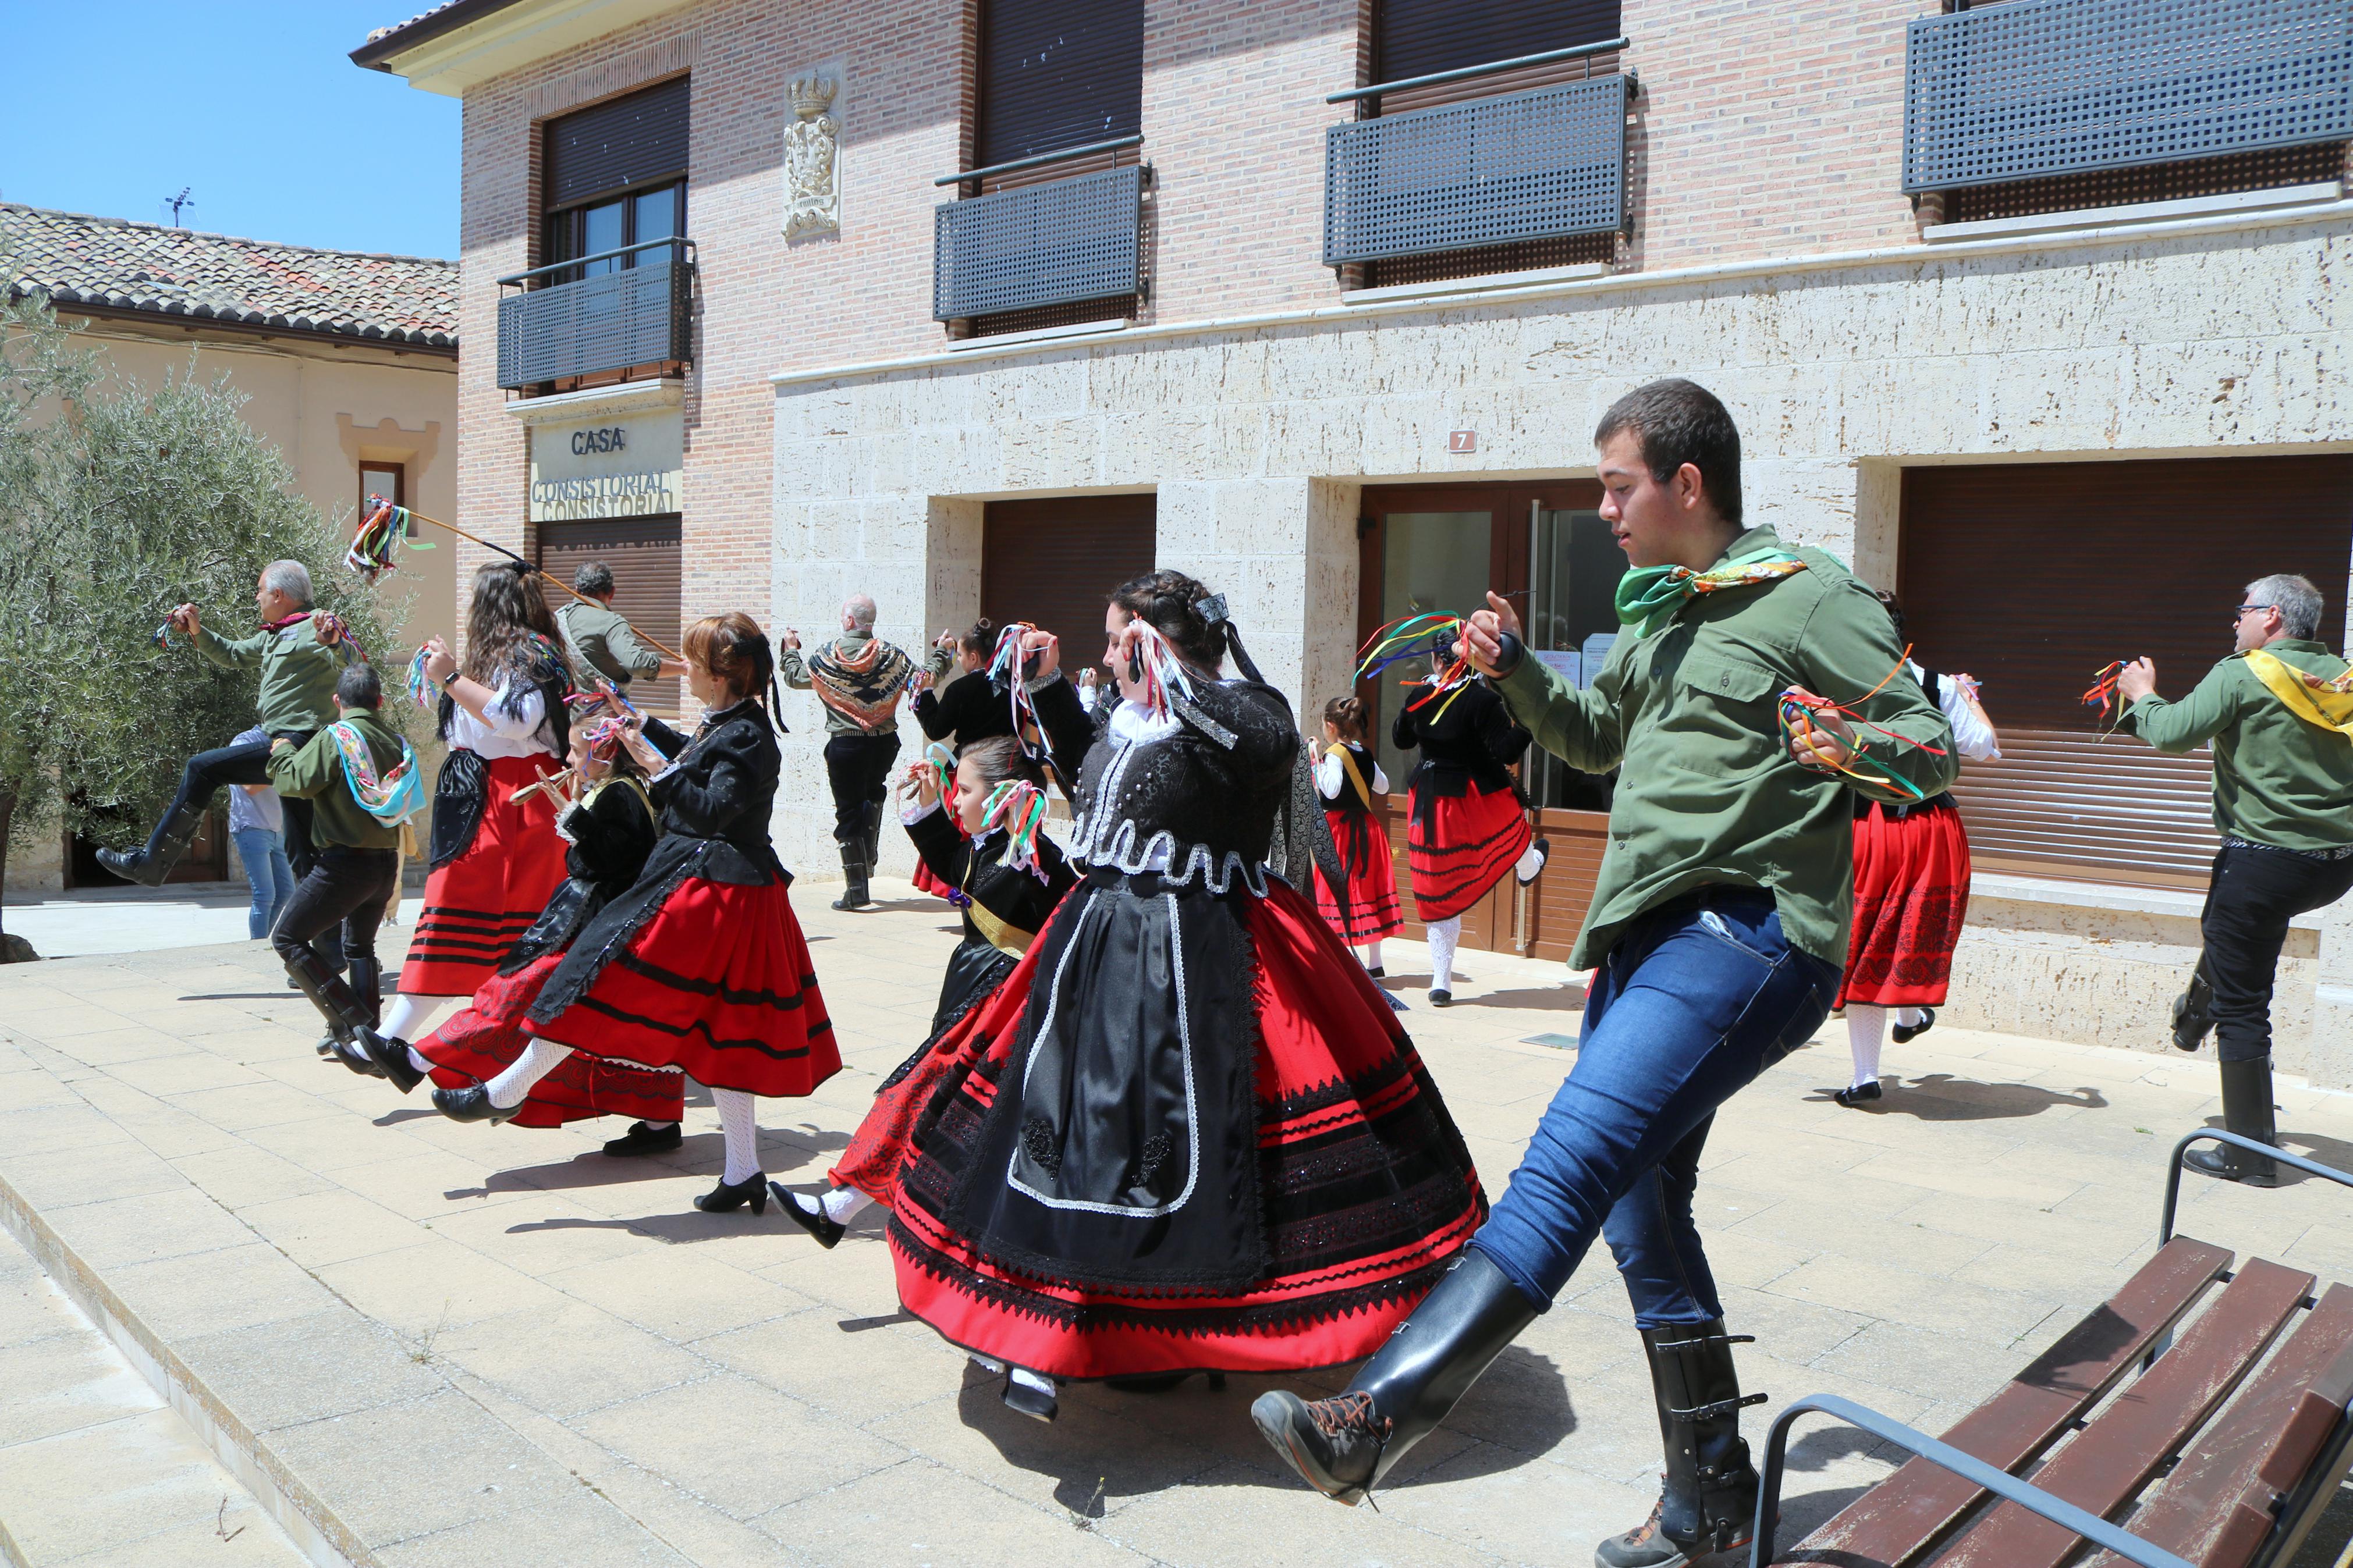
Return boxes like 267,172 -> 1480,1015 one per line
960,843 -> 1037,957
2244,649 -> 2353,741
1332,744 -> 1375,810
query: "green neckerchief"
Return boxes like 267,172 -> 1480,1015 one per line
1615,546 -> 1809,637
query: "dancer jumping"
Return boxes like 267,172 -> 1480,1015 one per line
1310,696 -> 1402,975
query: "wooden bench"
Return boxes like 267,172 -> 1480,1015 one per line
1752,1130 -> 2353,1568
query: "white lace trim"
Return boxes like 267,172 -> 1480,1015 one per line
1070,724 -> 1271,896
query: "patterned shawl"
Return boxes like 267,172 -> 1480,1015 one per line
811,634 -> 916,732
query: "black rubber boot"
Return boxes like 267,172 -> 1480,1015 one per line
862,798 -> 887,883
2182,1055 -> 2279,1187
1595,1321 -> 1765,1567
285,944 -> 374,1050
2172,959 -> 2217,1052
347,956 -> 383,1030
1251,1247 -> 1538,1505
97,804 -> 204,888
831,840 -> 869,912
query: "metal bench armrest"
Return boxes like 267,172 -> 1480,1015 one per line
1748,1394 -> 2197,1568
2163,1131 -> 2353,1246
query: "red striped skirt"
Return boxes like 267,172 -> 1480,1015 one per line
526,876 -> 840,1098
1406,782 -> 1531,923
417,952 -> 686,1128
1314,809 -> 1403,944
398,753 -> 567,997
1839,801 -> 1972,1008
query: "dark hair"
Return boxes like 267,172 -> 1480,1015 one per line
337,662 -> 384,710
463,562 -> 570,685
574,561 -> 616,598
956,734 -> 1045,791
1872,588 -> 1907,643
1109,569 -> 1229,671
1323,695 -> 1367,740
1593,378 -> 1743,527
961,617 -> 995,658
683,611 -> 775,705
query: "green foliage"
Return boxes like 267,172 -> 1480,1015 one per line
0,286 -> 411,856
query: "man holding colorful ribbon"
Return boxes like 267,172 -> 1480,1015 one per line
1251,379 -> 1955,1568
2118,573 -> 2353,1189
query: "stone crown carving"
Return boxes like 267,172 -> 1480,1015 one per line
785,72 -> 842,241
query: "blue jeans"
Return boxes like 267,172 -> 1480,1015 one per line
233,827 -> 295,940
1471,889 -> 1840,1327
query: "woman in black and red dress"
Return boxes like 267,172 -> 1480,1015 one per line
1311,695 -> 1402,974
881,571 -> 1486,1423
1395,650 -> 1547,1007
432,613 -> 839,1216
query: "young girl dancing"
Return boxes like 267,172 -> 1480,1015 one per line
1309,695 -> 1401,975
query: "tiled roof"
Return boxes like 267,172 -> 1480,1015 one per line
353,0 -> 520,67
1,204 -> 457,351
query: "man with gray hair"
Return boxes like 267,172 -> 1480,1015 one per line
554,560 -> 688,692
2119,573 -> 2353,1186
779,595 -> 950,909
101,560 -> 360,887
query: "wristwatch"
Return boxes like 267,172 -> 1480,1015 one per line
439,667 -> 459,688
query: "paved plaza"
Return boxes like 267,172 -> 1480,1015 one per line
3,883 -> 2352,1567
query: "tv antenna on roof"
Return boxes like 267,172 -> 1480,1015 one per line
165,189 -> 194,227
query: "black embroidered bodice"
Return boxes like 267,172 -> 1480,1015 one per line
639,699 -> 785,886
1067,679 -> 1302,894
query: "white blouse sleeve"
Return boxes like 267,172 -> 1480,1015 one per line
1371,762 -> 1390,794
1314,751 -> 1344,800
1934,671 -> 2001,762
480,678 -> 548,742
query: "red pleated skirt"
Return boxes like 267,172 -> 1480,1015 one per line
1315,809 -> 1403,944
886,879 -> 1485,1380
1406,783 -> 1531,923
417,953 -> 686,1128
399,753 -> 568,997
1840,801 -> 1972,1008
831,991 -> 998,1208
526,876 -> 840,1098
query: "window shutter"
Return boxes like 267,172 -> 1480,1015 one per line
536,514 -> 685,717
975,0 -> 1144,168
1375,0 -> 1621,83
1899,457 -> 2353,887
981,494 -> 1158,655
545,77 -> 691,211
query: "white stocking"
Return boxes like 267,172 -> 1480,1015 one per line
1847,1005 -> 1886,1090
1426,916 -> 1461,993
487,1040 -> 572,1109
407,1046 -> 435,1075
1360,939 -> 1383,971
1513,840 -> 1547,881
1896,1005 -> 1926,1029
713,1087 -> 762,1185
822,1186 -> 872,1224
1009,1365 -> 1056,1395
379,993 -> 432,1044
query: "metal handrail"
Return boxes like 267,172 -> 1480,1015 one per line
935,134 -> 1144,188
1328,37 -> 1630,104
2162,1129 -> 2353,1245
497,236 -> 696,288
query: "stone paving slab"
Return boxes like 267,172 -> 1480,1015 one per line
2,879 -> 2352,1566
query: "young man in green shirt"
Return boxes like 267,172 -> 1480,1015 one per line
1253,381 -> 1955,1568
2118,573 -> 2353,1187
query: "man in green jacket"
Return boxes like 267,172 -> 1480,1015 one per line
2119,574 -> 2353,1187
265,662 -> 415,1054
100,560 -> 356,887
1253,381 -> 1955,1568
554,561 -> 687,692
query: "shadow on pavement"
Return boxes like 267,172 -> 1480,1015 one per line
1801,1075 -> 2107,1120
438,1129 -> 848,1203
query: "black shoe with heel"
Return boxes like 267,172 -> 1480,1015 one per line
772,1183 -> 845,1247
604,1121 -> 683,1158
695,1173 -> 768,1214
431,1083 -> 513,1124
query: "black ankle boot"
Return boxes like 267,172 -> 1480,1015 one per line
98,804 -> 204,888
286,945 -> 374,1054
2182,1055 -> 2279,1187
696,1173 -> 769,1214
432,1083 -> 513,1124
2172,960 -> 2217,1052
1251,1247 -> 1538,1504
1595,1320 -> 1765,1567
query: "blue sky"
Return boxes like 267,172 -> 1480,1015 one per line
0,1 -> 459,258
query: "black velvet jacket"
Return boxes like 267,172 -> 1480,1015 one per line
1066,679 -> 1301,894
498,775 -> 659,975
915,671 -> 1095,800
1394,679 -> 1531,800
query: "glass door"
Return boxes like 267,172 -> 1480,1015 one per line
1522,502 -> 1623,813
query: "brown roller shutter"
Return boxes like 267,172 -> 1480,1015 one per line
981,493 -> 1156,659
1899,456 -> 2352,888
1375,0 -> 1621,83
545,77 -> 690,210
975,0 -> 1143,168
537,515 -> 684,717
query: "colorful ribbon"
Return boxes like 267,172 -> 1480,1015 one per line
979,779 -> 1050,882
346,496 -> 437,580
986,623 -> 1052,759
1616,549 -> 1808,638
2081,660 -> 2127,730
404,646 -> 437,710
1774,645 -> 1946,802
1355,613 -> 1479,722
1123,619 -> 1196,723
326,722 -> 424,822
899,740 -> 957,802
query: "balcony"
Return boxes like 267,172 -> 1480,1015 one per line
1902,0 -> 2353,195
1323,43 -> 1632,271
932,143 -> 1147,323
496,238 -> 694,391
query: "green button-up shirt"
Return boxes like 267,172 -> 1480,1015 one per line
556,600 -> 663,687
265,709 -> 407,851
2122,639 -> 2353,853
193,619 -> 350,735
1493,526 -> 1958,970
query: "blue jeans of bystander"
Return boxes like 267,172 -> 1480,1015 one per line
233,827 -> 295,941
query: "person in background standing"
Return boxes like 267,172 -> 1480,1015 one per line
554,561 -> 687,694
228,723 -> 294,942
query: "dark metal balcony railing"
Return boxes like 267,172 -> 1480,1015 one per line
1903,0 -> 2353,194
1323,72 -> 1631,269
496,237 -> 695,390
932,162 -> 1145,322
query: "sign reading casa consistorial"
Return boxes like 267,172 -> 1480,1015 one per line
528,406 -> 683,522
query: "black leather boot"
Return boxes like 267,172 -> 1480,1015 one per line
285,945 -> 373,1051
2182,1056 -> 2279,1187
1595,1321 -> 1765,1567
862,798 -> 887,883
831,840 -> 869,912
98,804 -> 204,887
347,956 -> 383,1030
1251,1247 -> 1538,1505
2172,959 -> 2217,1052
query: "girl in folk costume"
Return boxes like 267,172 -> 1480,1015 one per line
1394,640 -> 1548,1007
1833,591 -> 2000,1106
776,733 -> 1080,1247
880,571 -> 1486,1423
1309,695 -> 1402,975
434,614 -> 840,1219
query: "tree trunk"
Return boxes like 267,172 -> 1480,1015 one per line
0,783 -> 13,939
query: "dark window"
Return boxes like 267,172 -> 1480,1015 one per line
980,493 -> 1156,656
975,0 -> 1144,167
542,78 -> 689,277
1375,0 -> 1621,82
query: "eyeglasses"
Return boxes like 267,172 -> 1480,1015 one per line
2235,603 -> 2274,621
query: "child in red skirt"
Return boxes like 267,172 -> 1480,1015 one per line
432,613 -> 841,1217
1310,695 -> 1401,973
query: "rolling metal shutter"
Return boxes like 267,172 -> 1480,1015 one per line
545,76 -> 691,209
1375,0 -> 1621,82
537,514 -> 685,716
980,494 -> 1157,657
1899,457 -> 2352,888
975,0 -> 1144,168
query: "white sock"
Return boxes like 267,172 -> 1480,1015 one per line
821,1186 -> 873,1224
1009,1365 -> 1056,1395
1896,1005 -> 1926,1029
1847,1005 -> 1886,1089
407,1046 -> 434,1075
714,1087 -> 762,1185
1514,840 -> 1546,881
1361,940 -> 1383,970
487,1040 -> 572,1109
379,993 -> 431,1043
1426,916 -> 1460,993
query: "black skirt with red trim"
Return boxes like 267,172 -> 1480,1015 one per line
1314,808 -> 1403,944
1839,800 -> 1972,1008
1406,780 -> 1531,923
399,753 -> 569,997
525,875 -> 840,1098
417,952 -> 686,1128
